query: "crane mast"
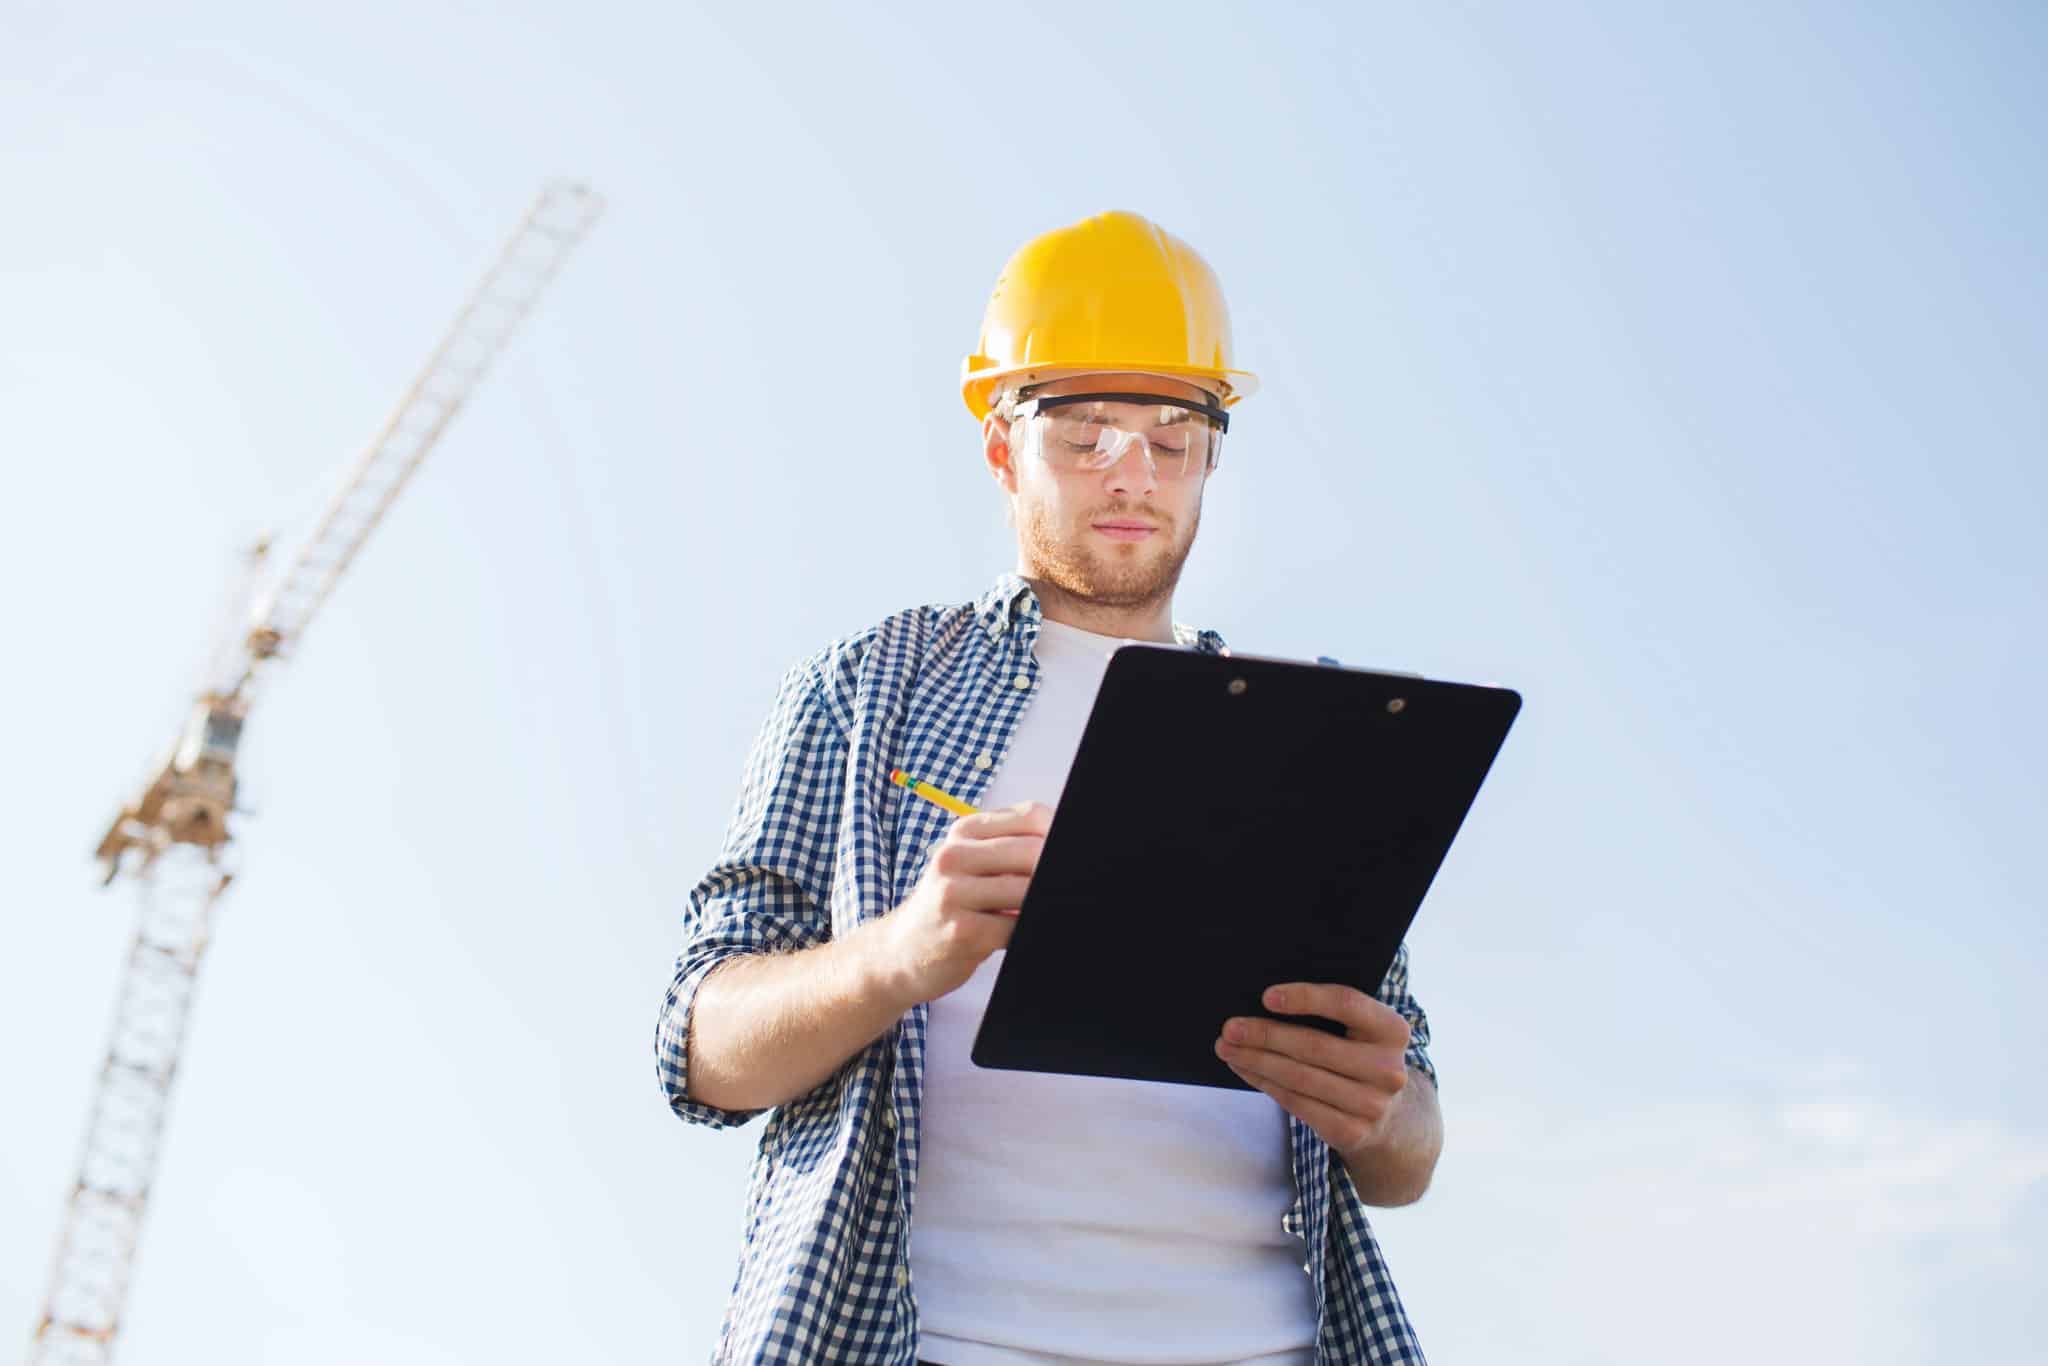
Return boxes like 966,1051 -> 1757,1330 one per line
30,180 -> 603,1365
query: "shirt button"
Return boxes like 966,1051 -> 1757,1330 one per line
1013,673 -> 1032,690
882,1104 -> 897,1130
973,753 -> 993,770
896,1265 -> 910,1288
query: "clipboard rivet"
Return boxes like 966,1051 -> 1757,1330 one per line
1228,678 -> 1248,695
1387,697 -> 1406,713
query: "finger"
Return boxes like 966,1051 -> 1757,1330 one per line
1215,1035 -> 1400,1116
956,801 -> 1053,838
944,873 -> 1033,913
959,911 -> 1018,955
934,834 -> 1045,877
1221,1016 -> 1409,1089
1224,1061 -> 1379,1156
1262,983 -> 1412,1046
1008,799 -> 1054,833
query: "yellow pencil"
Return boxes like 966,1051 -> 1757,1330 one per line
889,768 -> 980,818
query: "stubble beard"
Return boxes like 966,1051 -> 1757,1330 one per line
1017,498 -> 1201,610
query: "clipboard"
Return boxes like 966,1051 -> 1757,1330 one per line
970,644 -> 1521,1090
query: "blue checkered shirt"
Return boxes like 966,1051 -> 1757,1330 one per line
657,574 -> 1436,1364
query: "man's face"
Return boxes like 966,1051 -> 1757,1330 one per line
986,372 -> 1220,610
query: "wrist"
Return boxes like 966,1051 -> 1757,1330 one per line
1337,1071 -> 1441,1206
849,913 -> 923,1016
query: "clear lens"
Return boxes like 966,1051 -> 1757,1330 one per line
1022,398 -> 1222,480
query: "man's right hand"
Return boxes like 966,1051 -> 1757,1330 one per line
876,800 -> 1051,1007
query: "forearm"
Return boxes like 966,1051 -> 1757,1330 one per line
684,917 -> 914,1114
1340,1069 -> 1442,1206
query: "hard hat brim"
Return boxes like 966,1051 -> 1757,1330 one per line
961,357 -> 1259,421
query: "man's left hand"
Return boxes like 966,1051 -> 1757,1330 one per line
1215,983 -> 1413,1156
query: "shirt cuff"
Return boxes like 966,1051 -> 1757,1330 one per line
657,950 -> 767,1129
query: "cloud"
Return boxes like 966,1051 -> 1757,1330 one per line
1380,1078 -> 2048,1365
1751,1097 -> 2048,1242
1464,1089 -> 2048,1241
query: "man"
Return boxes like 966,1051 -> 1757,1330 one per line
657,210 -> 1442,1365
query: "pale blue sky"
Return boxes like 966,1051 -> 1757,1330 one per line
4,3 -> 2043,1362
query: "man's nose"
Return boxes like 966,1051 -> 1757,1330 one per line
1099,430 -> 1158,495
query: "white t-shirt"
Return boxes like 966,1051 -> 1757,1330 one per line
910,617 -> 1316,1366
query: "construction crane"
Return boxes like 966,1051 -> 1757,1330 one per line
28,179 -> 604,1366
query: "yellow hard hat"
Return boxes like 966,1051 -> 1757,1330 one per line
961,210 -> 1258,421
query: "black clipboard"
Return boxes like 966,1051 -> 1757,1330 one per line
971,644 -> 1520,1090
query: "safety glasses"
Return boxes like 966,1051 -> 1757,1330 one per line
1011,391 -> 1229,481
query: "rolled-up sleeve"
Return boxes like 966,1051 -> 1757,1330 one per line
655,655 -> 848,1129
1375,941 -> 1437,1089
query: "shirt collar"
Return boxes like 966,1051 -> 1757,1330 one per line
975,573 -> 1227,656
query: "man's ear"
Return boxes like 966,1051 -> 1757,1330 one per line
983,414 -> 1019,493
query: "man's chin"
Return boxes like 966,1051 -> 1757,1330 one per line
1018,507 -> 1197,609
1066,549 -> 1186,607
